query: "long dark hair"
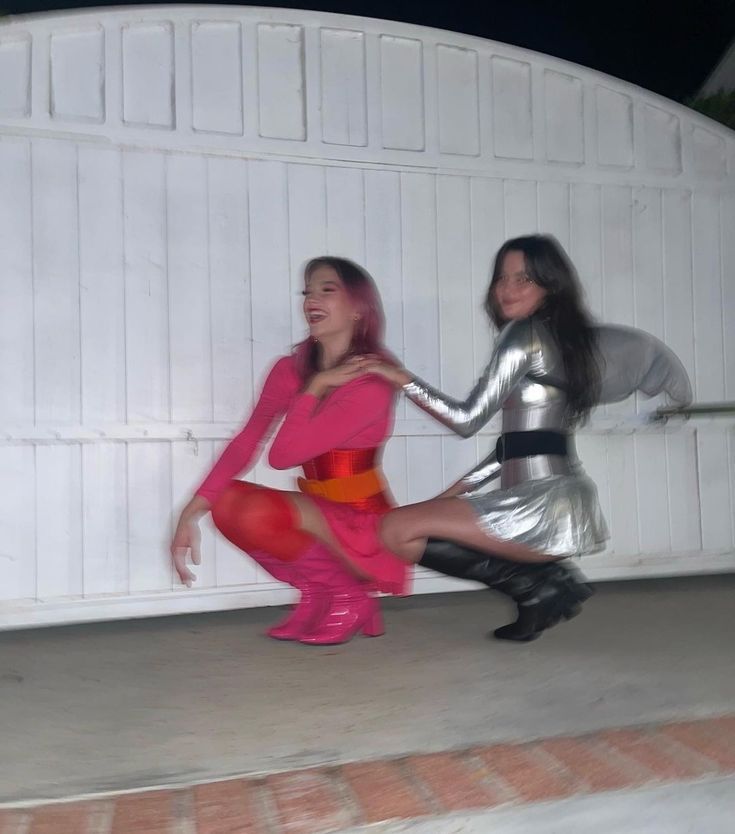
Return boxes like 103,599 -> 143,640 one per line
485,235 -> 601,424
293,256 -> 395,381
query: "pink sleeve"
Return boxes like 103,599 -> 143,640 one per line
196,357 -> 297,503
268,375 -> 395,469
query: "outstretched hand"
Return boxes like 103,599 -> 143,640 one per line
170,517 -> 202,587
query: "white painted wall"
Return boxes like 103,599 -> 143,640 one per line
1,6 -> 734,629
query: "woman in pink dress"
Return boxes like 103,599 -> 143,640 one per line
170,257 -> 408,645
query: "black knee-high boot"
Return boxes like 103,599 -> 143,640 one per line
418,539 -> 594,641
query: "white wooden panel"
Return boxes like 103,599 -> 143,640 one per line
437,176 -> 474,396
697,430 -> 734,552
643,104 -> 681,174
0,140 -> 33,424
666,431 -> 701,553
436,44 -> 479,156
326,166 -> 365,259
248,160 -> 291,371
692,127 -> 727,179
248,160 -> 293,489
605,435 -> 639,555
601,185 -> 634,423
82,444 -> 128,596
78,146 -> 125,423
0,33 -> 31,117
601,185 -> 634,325
128,443 -> 173,592
0,447 -> 36,601
400,173 -> 439,388
208,157 -> 251,423
575,435 -> 611,547
538,181 -> 570,250
32,139 -> 81,424
722,192 -> 735,399
470,178 -> 504,382
320,28 -> 367,147
504,179 -> 537,238
631,188 -> 665,317
491,57 -> 533,160
364,170 -> 404,403
50,27 -> 105,123
167,154 -> 212,422
406,437 -> 443,503
691,192 -> 725,401
634,434 -> 670,554
287,164 -> 327,341
570,183 -> 603,317
544,70 -> 584,164
257,24 -> 305,141
122,22 -> 175,128
382,436 -> 408,506
595,86 -> 633,168
191,22 -> 243,135
662,190 -> 695,385
380,35 -> 424,151
122,151 -> 170,422
632,187 -> 664,415
35,445 -> 83,598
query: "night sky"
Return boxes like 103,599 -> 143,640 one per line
3,0 -> 735,102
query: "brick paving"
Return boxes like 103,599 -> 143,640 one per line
1,715 -> 733,834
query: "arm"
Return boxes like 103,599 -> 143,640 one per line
403,320 -> 536,438
268,375 -> 394,469
195,357 -> 297,502
171,357 -> 296,586
449,447 -> 502,496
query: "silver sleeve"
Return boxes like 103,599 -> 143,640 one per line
455,447 -> 502,495
402,320 -> 535,438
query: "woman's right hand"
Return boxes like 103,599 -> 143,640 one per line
170,496 -> 210,587
357,357 -> 412,389
305,359 -> 365,397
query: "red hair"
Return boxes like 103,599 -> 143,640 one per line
293,256 -> 396,381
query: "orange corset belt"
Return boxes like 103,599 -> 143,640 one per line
297,467 -> 385,503
297,448 -> 387,505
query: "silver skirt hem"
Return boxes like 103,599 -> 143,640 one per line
464,474 -> 609,558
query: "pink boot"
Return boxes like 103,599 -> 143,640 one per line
296,549 -> 384,646
248,549 -> 329,641
299,592 -> 383,645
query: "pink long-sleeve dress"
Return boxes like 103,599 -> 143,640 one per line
196,355 -> 409,595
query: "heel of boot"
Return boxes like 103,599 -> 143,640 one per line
361,607 -> 384,637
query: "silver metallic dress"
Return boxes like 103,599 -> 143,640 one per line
403,318 -> 692,559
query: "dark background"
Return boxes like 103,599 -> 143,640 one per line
3,0 -> 735,102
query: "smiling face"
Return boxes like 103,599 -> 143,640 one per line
493,250 -> 548,321
303,265 -> 360,342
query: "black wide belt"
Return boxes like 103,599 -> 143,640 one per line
495,430 -> 568,463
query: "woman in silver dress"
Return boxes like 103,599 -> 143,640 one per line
363,234 -> 691,641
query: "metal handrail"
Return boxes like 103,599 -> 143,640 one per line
653,401 -> 735,421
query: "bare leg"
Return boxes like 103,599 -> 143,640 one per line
379,497 -> 559,565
